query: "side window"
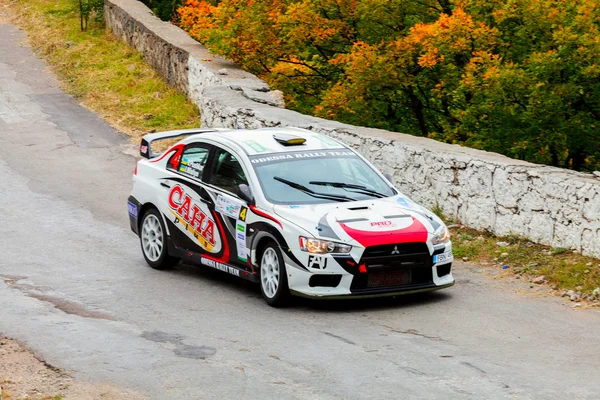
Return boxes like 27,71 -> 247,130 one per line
209,148 -> 248,194
167,144 -> 211,181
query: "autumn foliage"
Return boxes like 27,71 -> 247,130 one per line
178,0 -> 600,171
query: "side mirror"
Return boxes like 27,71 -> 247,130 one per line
237,184 -> 255,205
383,172 -> 393,182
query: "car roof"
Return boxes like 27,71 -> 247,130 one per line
197,127 -> 348,156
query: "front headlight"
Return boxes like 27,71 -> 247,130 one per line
299,237 -> 352,254
432,225 -> 450,245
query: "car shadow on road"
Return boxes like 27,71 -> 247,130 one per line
168,262 -> 454,312
169,262 -> 263,296
296,291 -> 453,313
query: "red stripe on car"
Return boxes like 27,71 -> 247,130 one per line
249,205 -> 282,228
207,210 -> 230,263
150,144 -> 185,163
339,217 -> 428,247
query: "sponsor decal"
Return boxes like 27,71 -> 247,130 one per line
216,195 -> 243,219
201,257 -> 240,277
127,201 -> 138,218
250,150 -> 356,165
308,255 -> 328,270
370,220 -> 394,227
168,185 -> 217,251
396,197 -> 418,209
339,218 -> 428,247
140,145 -> 148,154
236,219 -> 247,261
344,218 -> 408,232
243,140 -> 268,153
396,197 -> 408,207
289,205 -> 301,209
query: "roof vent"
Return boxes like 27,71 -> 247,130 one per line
273,133 -> 306,146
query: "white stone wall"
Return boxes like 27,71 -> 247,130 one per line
105,0 -> 600,257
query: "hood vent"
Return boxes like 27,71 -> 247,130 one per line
348,206 -> 369,211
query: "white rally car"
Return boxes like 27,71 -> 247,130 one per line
128,127 -> 454,306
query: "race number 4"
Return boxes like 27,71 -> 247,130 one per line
238,207 -> 248,222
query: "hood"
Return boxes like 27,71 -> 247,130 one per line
273,196 -> 442,247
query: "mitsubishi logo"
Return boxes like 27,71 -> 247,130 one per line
391,246 -> 400,255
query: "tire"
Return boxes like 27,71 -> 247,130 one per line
259,240 -> 291,307
139,208 -> 178,270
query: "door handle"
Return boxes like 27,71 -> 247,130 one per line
160,182 -> 171,189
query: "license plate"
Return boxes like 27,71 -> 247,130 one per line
433,250 -> 453,264
367,270 -> 412,288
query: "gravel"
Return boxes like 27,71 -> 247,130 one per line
570,294 -> 580,302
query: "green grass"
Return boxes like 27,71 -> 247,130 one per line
451,226 -> 600,298
7,0 -> 199,139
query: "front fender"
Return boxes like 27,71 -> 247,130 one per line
248,222 -> 308,271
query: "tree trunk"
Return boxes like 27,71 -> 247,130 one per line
571,148 -> 585,171
407,87 -> 428,136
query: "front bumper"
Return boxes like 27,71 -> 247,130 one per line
286,241 -> 454,298
290,280 -> 454,300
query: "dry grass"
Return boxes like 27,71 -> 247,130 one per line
5,0 -> 199,140
450,225 -> 600,300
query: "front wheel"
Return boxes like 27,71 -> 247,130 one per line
140,208 -> 178,270
260,241 -> 291,307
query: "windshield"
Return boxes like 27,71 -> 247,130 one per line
250,150 -> 396,204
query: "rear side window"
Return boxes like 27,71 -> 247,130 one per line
209,148 -> 248,194
168,143 -> 211,181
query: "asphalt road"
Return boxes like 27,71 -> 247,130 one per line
1,23 -> 600,400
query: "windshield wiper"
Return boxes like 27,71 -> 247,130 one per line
309,181 -> 387,198
274,177 -> 356,202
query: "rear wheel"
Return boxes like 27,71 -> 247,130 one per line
260,241 -> 291,307
140,208 -> 178,270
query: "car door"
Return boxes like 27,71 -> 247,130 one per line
203,145 -> 252,270
158,142 -> 227,258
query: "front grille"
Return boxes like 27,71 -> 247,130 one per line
360,242 -> 431,270
351,242 -> 434,292
362,243 -> 429,258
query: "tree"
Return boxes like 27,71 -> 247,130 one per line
177,0 -> 600,171
77,0 -> 104,31
141,0 -> 184,21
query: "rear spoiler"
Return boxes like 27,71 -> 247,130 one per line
139,128 -> 224,159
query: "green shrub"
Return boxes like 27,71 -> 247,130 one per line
140,0 -> 183,21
